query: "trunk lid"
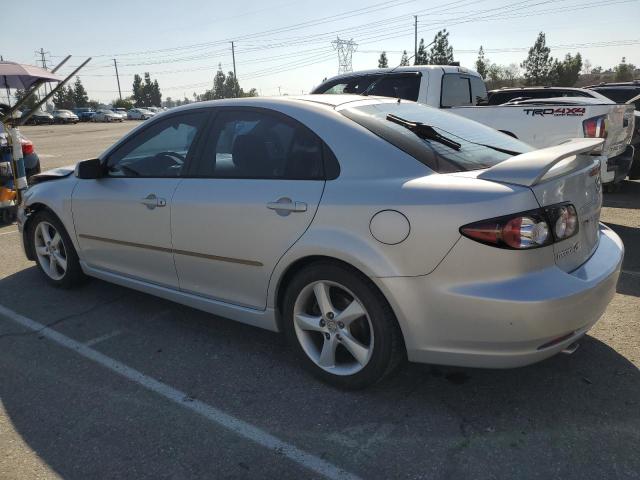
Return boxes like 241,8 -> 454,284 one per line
530,155 -> 602,272
478,138 -> 604,272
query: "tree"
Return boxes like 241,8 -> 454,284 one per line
400,50 -> 410,66
521,32 -> 554,86
377,51 -> 388,68
242,88 -> 258,97
143,73 -> 153,106
151,79 -> 162,106
551,53 -> 582,86
486,64 -> 504,89
14,89 -> 38,110
427,29 -> 454,65
213,64 -> 226,99
414,39 -> 428,65
614,57 -> 636,81
475,46 -> 489,78
503,63 -> 521,86
223,71 -> 240,98
87,99 -> 100,110
132,74 -> 144,106
164,97 -> 175,108
113,98 -> 134,110
53,86 -> 75,109
72,77 -> 88,107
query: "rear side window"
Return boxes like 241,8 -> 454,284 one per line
192,109 -> 327,180
470,76 -> 488,105
340,102 -> 533,173
441,75 -> 472,107
314,73 -> 421,101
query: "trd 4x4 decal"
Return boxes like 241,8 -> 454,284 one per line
523,107 -> 586,117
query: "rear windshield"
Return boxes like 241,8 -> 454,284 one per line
339,102 -> 533,173
313,73 -> 421,101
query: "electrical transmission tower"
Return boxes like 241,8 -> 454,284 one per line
331,37 -> 357,74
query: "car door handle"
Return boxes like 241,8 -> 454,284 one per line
267,197 -> 307,215
141,194 -> 166,209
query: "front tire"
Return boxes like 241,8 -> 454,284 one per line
282,262 -> 405,389
29,210 -> 86,288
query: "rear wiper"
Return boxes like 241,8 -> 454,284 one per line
386,114 -> 461,150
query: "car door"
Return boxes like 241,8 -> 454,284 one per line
72,111 -> 209,288
171,108 -> 329,309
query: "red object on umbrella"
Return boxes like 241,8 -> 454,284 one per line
0,61 -> 62,90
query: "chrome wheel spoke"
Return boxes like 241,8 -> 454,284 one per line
340,332 -> 370,366
318,336 -> 338,368
49,254 -> 57,273
336,299 -> 366,327
51,232 -> 61,248
53,252 -> 67,272
313,282 -> 334,317
40,224 -> 52,244
295,313 -> 324,332
35,246 -> 48,256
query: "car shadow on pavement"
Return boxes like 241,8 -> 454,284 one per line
1,267 -> 640,479
603,180 -> 640,209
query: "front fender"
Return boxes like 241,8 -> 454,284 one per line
20,175 -> 80,257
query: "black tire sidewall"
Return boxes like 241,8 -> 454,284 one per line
282,262 -> 403,389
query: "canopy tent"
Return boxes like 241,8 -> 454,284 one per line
0,61 -> 62,90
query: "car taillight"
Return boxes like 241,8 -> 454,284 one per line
583,115 -> 607,138
460,203 -> 578,250
21,139 -> 34,156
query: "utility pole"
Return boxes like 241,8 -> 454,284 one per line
278,86 -> 281,96
414,16 -> 418,60
231,41 -> 238,97
113,58 -> 122,101
37,48 -> 51,103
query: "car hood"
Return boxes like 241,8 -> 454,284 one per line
29,164 -> 75,185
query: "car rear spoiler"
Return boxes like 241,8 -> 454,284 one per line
478,138 -> 604,187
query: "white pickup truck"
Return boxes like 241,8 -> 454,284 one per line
312,66 -> 636,187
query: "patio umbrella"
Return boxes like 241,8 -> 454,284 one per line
0,61 -> 62,90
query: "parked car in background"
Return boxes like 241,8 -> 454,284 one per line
73,107 -> 96,122
113,108 -> 127,120
313,66 -> 636,190
127,108 -> 154,120
146,106 -> 163,114
585,81 -> 640,106
487,86 -> 606,105
0,105 -> 41,179
17,96 -> 624,388
24,110 -> 54,125
92,109 -> 123,123
53,109 -> 79,124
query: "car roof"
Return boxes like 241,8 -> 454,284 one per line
166,95 -> 399,116
489,86 -> 590,93
315,65 -> 477,84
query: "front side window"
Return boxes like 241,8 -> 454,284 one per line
107,112 -> 207,177
441,75 -> 472,107
193,109 -> 324,180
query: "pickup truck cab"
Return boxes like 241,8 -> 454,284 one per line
312,66 -> 636,187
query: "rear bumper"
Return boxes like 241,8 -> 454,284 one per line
377,224 -> 624,368
605,145 -> 634,184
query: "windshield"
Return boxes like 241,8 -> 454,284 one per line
339,102 -> 533,173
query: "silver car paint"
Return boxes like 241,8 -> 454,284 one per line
19,95 -> 624,368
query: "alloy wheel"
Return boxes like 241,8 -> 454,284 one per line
34,221 -> 68,280
293,280 -> 374,376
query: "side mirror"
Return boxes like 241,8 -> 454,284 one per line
76,158 -> 103,179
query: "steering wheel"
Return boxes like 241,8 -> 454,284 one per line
155,151 -> 185,164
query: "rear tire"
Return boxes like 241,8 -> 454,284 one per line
29,210 -> 86,288
282,261 -> 405,389
628,150 -> 640,180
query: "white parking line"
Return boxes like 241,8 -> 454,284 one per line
85,329 -> 123,346
0,304 -> 360,480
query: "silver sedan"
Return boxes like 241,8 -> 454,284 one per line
17,95 -> 623,388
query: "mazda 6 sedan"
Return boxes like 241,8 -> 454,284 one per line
17,95 -> 624,388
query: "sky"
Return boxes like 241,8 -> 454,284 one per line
2,0 -> 639,103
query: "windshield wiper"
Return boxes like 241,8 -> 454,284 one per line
386,114 -> 461,151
